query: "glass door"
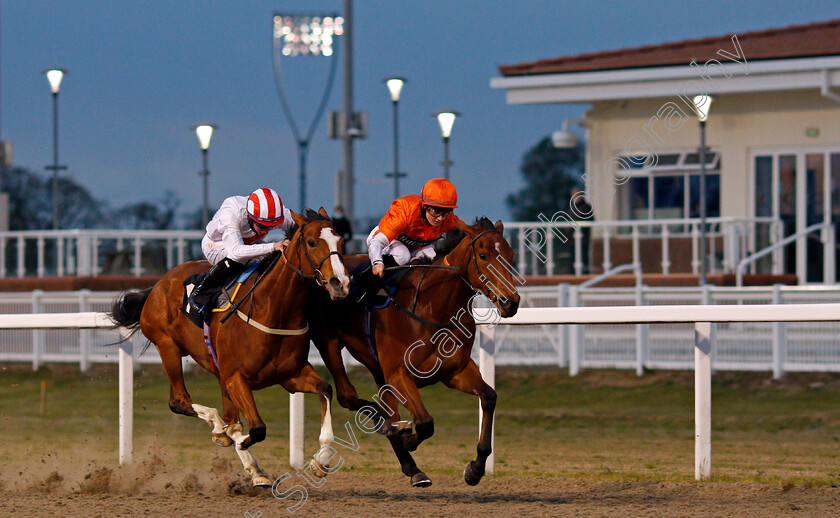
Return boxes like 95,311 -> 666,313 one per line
754,150 -> 839,284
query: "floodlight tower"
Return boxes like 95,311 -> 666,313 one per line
272,13 -> 343,210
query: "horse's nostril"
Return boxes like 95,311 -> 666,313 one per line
329,277 -> 341,289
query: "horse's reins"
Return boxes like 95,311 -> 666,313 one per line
219,220 -> 340,325
219,250 -> 284,324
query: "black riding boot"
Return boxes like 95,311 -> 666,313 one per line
188,259 -> 244,317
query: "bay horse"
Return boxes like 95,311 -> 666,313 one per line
110,208 -> 350,486
307,217 -> 521,487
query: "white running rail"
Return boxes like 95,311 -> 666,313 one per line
473,303 -> 840,481
7,304 -> 840,483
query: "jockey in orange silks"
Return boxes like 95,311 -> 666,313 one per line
366,178 -> 462,277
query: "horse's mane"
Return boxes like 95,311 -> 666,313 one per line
285,208 -> 331,239
473,216 -> 495,230
435,216 -> 495,256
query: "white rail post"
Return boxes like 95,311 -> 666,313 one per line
290,392 -> 305,468
31,290 -> 43,371
478,324 -> 496,474
16,235 -> 24,277
133,236 -> 143,277
556,283 -> 569,367
118,330 -> 134,465
79,290 -> 91,372
56,236 -> 65,277
0,236 -> 6,278
569,286 -> 582,376
36,237 -> 45,277
694,321 -> 712,481
77,233 -> 92,277
635,284 -> 648,376
771,284 -> 786,380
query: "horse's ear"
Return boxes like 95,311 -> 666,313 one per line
318,207 -> 331,220
494,220 -> 504,233
291,210 -> 306,227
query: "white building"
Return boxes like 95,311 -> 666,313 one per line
492,20 -> 840,284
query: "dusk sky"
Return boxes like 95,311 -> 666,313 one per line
4,1 -> 840,228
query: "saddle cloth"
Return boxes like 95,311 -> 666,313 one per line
180,261 -> 261,329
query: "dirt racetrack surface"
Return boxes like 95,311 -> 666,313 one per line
2,465 -> 839,518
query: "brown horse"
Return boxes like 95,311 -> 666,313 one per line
110,208 -> 350,486
307,217 -> 521,487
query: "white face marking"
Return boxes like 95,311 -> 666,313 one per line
320,227 -> 349,283
495,243 -> 501,254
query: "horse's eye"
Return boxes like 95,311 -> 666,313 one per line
479,253 -> 487,261
307,239 -> 316,247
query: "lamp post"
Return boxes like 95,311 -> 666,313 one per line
434,110 -> 459,180
384,77 -> 406,199
691,94 -> 713,285
193,124 -> 216,225
43,68 -> 67,230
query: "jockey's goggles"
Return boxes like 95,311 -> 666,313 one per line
424,205 -> 452,217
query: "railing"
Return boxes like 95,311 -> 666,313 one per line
4,286 -> 840,380
477,302 -> 840,480
6,303 -> 836,482
735,221 -> 836,287
0,219 -> 783,279
0,229 -> 205,278
503,217 -> 781,276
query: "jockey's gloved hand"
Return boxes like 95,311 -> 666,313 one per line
372,261 -> 385,277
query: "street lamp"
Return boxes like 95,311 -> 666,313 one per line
434,110 -> 460,180
193,123 -> 216,225
43,68 -> 68,230
691,94 -> 714,285
384,77 -> 406,199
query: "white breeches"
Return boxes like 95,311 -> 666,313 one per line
366,228 -> 436,266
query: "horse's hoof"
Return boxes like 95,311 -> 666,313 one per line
252,475 -> 272,487
212,432 -> 234,447
410,472 -> 432,487
310,458 -> 329,478
463,462 -> 484,486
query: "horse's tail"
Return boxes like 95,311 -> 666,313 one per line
110,287 -> 153,337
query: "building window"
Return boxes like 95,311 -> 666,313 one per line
618,152 -> 720,229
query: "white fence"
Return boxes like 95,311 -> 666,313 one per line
5,303 -> 840,482
503,216 -> 781,276
0,218 -> 783,279
4,286 -> 840,379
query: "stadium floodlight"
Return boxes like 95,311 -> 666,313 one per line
272,13 -> 343,210
273,14 -> 344,57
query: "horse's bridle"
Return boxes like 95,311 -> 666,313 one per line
284,221 -> 342,287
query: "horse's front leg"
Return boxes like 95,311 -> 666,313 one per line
378,386 -> 431,488
315,337 -> 391,433
444,360 -> 495,486
282,363 -> 336,478
223,372 -> 271,486
382,368 -> 434,452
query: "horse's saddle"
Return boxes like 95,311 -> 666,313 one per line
180,261 -> 261,329
348,255 -> 412,308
